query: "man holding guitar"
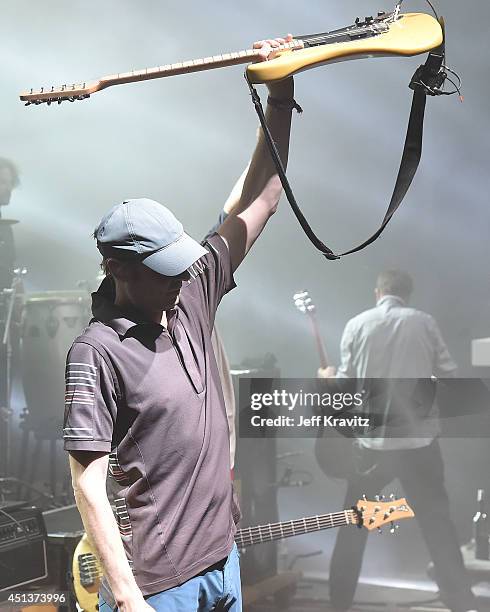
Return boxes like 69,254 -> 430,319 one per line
63,35 -> 300,612
319,270 -> 478,612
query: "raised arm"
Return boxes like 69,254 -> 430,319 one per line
217,35 -> 299,271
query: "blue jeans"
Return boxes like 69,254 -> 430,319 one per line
99,543 -> 242,612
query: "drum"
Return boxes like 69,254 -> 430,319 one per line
20,291 -> 91,436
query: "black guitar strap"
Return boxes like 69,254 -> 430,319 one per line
245,22 -> 446,261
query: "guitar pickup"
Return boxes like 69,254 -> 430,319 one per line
349,21 -> 389,40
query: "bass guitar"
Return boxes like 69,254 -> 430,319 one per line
20,8 -> 442,105
293,290 -> 375,480
73,496 -> 414,610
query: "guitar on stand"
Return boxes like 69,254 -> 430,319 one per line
293,291 -> 375,480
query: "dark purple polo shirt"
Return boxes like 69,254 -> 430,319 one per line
63,234 -> 238,600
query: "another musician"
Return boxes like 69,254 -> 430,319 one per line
63,36 -> 298,612
319,270 -> 478,612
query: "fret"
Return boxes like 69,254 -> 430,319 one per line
258,525 -> 264,543
290,520 -> 296,536
269,523 -> 273,542
316,515 -> 321,530
303,517 -> 307,533
344,510 -> 349,525
330,513 -> 334,528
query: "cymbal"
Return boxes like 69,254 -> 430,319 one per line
0,218 -> 19,226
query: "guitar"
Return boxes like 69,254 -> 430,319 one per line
72,496 -> 414,611
293,290 -> 374,480
20,9 -> 442,105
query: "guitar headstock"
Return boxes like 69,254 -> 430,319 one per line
293,290 -> 316,315
20,80 -> 100,106
353,495 -> 415,532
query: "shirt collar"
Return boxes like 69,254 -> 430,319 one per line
376,294 -> 406,307
91,276 -> 165,337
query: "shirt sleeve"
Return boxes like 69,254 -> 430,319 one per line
189,233 -> 236,328
336,320 -> 356,379
63,341 -> 118,452
427,316 -> 458,377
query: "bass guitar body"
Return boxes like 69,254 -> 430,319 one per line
247,13 -> 443,83
72,533 -> 101,612
314,434 -> 375,481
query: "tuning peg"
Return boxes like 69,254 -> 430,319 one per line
375,495 -> 380,502
362,494 -> 367,501
380,495 -> 385,500
389,493 -> 395,501
377,527 -> 382,534
390,522 -> 399,534
24,101 -> 31,107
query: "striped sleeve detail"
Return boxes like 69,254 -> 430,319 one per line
113,497 -> 132,537
108,448 -> 131,486
63,342 -> 117,452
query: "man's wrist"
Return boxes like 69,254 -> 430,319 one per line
266,76 -> 294,99
267,95 -> 303,113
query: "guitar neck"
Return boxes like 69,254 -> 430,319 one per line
308,311 -> 329,369
99,40 -> 302,91
235,509 -> 356,548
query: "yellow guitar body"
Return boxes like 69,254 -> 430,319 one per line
247,13 -> 443,83
72,533 -> 101,612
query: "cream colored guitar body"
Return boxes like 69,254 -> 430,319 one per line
72,534 -> 101,612
247,13 -> 443,83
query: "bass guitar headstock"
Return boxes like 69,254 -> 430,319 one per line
293,290 -> 316,316
353,494 -> 415,532
20,81 -> 100,106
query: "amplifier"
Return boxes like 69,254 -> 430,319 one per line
0,505 -> 48,592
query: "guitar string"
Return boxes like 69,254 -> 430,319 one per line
235,512 -> 361,544
298,24 -> 389,47
234,508 -> 400,543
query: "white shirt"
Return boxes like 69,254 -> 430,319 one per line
337,295 -> 457,450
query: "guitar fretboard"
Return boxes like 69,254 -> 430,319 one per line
235,510 -> 356,548
101,40 -> 303,87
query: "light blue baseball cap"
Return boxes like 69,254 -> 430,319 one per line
94,198 -> 208,276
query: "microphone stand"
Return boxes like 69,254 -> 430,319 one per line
1,269 -> 25,480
